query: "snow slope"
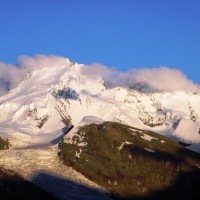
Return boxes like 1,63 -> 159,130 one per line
173,119 -> 200,143
65,116 -> 105,140
0,57 -> 200,151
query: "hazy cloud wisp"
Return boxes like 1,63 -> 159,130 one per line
0,55 -> 69,96
83,64 -> 200,93
0,55 -> 199,96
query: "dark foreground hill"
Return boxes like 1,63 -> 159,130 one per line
0,167 -> 56,200
61,122 -> 200,200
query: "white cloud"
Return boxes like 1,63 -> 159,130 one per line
129,67 -> 200,93
17,54 -> 69,70
83,64 -> 200,93
0,55 -> 69,96
0,55 -> 199,96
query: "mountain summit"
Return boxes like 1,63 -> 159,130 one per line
0,57 -> 200,152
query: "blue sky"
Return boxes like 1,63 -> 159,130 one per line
0,0 -> 200,83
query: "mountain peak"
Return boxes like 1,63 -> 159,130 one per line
0,59 -> 200,152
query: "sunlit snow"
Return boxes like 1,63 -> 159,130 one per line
0,58 -> 200,152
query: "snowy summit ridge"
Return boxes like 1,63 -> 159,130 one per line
0,56 -> 200,152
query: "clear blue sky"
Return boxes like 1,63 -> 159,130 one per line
0,0 -> 200,83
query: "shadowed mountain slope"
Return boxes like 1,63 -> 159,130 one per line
0,168 -> 55,200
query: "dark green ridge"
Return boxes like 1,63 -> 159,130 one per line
61,122 -> 200,200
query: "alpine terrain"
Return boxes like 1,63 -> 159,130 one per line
0,56 -> 200,199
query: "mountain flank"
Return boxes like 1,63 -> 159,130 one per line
61,121 -> 200,199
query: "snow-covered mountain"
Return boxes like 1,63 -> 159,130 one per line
0,58 -> 200,152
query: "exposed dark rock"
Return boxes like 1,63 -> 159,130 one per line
0,137 -> 9,150
36,114 -> 50,128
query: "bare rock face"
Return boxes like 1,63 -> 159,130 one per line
61,122 -> 200,199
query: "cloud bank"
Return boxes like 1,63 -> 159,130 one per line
130,67 -> 199,93
83,64 -> 200,93
0,55 -> 199,96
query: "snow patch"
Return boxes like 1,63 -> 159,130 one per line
145,148 -> 156,153
141,134 -> 157,142
117,141 -> 133,151
75,149 -> 82,158
65,116 -> 104,140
